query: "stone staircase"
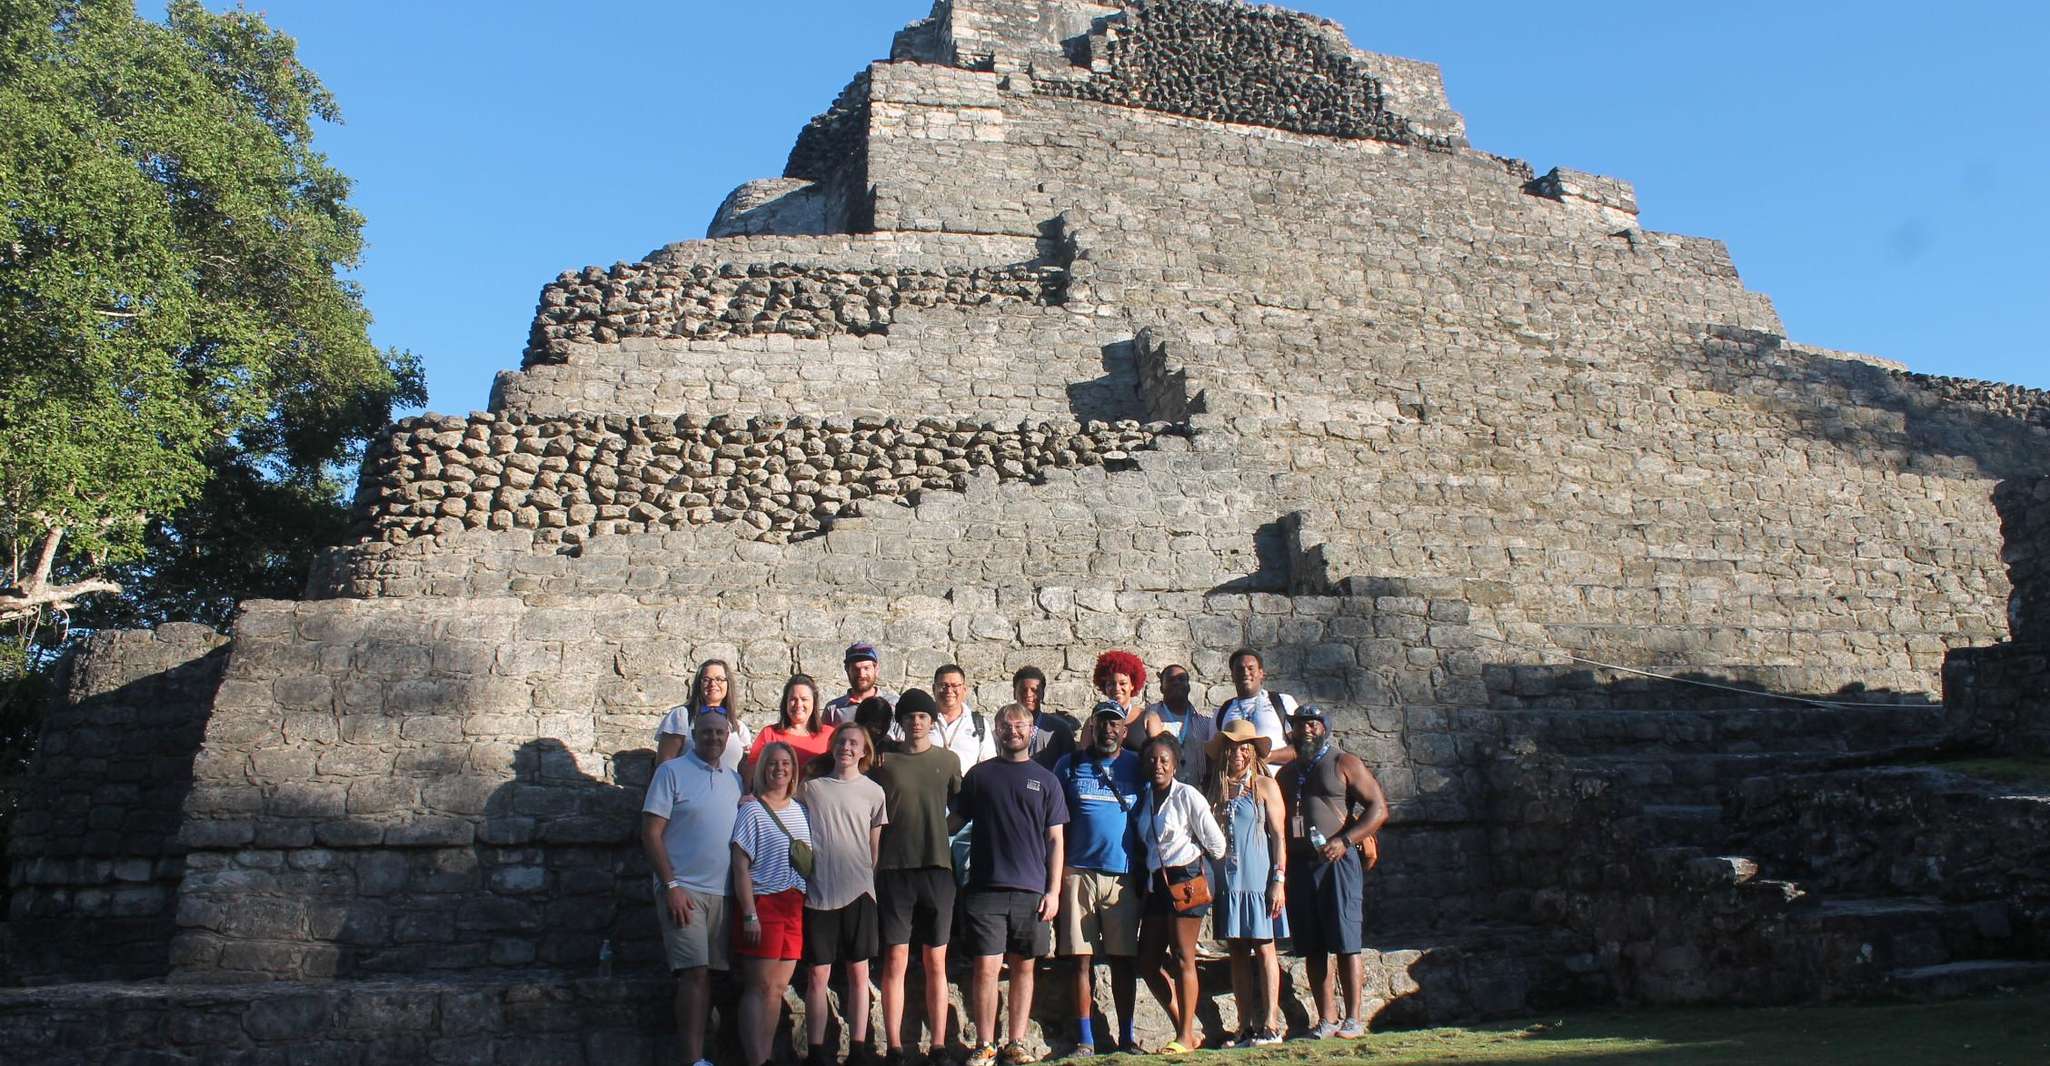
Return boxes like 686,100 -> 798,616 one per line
1494,704 -> 2050,1004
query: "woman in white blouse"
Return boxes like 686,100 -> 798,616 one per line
656,658 -> 753,772
1134,734 -> 1228,1055
730,741 -> 811,1066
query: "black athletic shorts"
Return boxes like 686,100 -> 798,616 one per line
961,888 -> 1052,959
802,893 -> 880,966
876,867 -> 955,948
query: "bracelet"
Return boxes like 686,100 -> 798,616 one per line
664,879 -> 686,890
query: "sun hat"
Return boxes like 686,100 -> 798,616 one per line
1206,718 -> 1273,760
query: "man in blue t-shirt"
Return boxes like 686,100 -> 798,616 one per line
1052,702 -> 1144,1056
956,703 -> 1069,1066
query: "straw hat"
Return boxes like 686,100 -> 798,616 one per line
1206,718 -> 1272,760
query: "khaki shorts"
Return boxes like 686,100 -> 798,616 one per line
1056,869 -> 1139,958
655,886 -> 731,972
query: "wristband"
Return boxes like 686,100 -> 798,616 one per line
664,879 -> 686,890
1269,868 -> 1286,885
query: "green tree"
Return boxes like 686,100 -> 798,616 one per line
0,0 -> 420,641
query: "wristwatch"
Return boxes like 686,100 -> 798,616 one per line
1268,868 -> 1286,885
742,914 -> 760,924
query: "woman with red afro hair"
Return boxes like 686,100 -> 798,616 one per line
1092,650 -> 1149,745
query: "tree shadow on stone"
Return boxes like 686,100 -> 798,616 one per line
2,627 -> 227,984
468,738 -> 653,974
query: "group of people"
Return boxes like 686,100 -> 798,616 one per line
639,642 -> 1389,1066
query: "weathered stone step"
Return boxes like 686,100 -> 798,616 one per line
0,929 -> 1590,1064
1788,896 -> 2019,987
1637,803 -> 1727,845
1886,960 -> 2050,1000
1486,705 -> 1947,757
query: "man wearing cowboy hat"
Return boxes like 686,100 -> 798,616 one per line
1279,704 -> 1388,1041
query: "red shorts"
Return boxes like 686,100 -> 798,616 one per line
736,888 -> 805,961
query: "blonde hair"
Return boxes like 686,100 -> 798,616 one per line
751,741 -> 800,800
824,721 -> 875,775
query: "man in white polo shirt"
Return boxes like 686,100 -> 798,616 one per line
641,713 -> 744,1066
931,663 -> 995,771
1217,647 -> 1299,768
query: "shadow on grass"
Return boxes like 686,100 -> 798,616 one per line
1109,990 -> 2050,1064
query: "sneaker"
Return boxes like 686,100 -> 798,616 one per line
1251,1029 -> 1284,1047
967,1044 -> 999,1066
1116,1042 -> 1144,1057
1294,1021 -> 1339,1041
1000,1043 -> 1038,1066
1066,1044 -> 1095,1059
882,1049 -> 908,1066
1336,1018 -> 1367,1039
1228,1031 -> 1254,1050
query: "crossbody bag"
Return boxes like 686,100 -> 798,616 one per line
1144,785 -> 1212,913
759,801 -> 815,879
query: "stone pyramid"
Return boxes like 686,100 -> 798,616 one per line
7,1 -> 2049,1060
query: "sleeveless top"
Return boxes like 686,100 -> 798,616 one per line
1214,779 -> 1288,940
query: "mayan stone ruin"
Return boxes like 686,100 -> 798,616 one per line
6,0 -> 2050,1061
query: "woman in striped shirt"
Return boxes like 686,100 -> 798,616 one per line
731,741 -> 813,1066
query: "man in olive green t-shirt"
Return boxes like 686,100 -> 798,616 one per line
868,688 -> 962,1065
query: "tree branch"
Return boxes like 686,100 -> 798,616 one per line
0,527 -> 122,623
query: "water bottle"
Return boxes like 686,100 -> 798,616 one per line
1308,826 -> 1327,849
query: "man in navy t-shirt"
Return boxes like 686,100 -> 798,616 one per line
1052,702 -> 1144,1055
957,703 -> 1069,1066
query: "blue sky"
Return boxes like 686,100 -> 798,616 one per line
206,1 -> 2047,408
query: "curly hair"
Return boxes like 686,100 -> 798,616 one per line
1092,649 -> 1148,695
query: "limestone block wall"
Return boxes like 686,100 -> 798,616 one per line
313,444 -> 1274,605
4,624 -> 228,984
1273,326 -> 2046,699
494,233 -> 1157,424
0,974 -> 678,1065
502,305 -> 1145,425
1995,477 -> 2050,641
171,582 -> 1513,980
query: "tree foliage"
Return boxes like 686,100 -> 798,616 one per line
0,0 -> 421,633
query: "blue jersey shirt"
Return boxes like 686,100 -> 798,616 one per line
1052,749 -> 1143,875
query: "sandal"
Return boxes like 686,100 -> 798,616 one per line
1156,1041 -> 1192,1056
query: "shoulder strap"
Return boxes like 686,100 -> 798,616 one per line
972,711 -> 985,740
1092,757 -> 1133,813
1268,690 -> 1288,720
760,800 -> 798,842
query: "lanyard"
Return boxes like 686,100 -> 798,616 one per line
935,710 -> 971,750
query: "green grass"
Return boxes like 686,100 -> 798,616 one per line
1111,990 -> 2050,1065
1933,756 -> 2050,792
